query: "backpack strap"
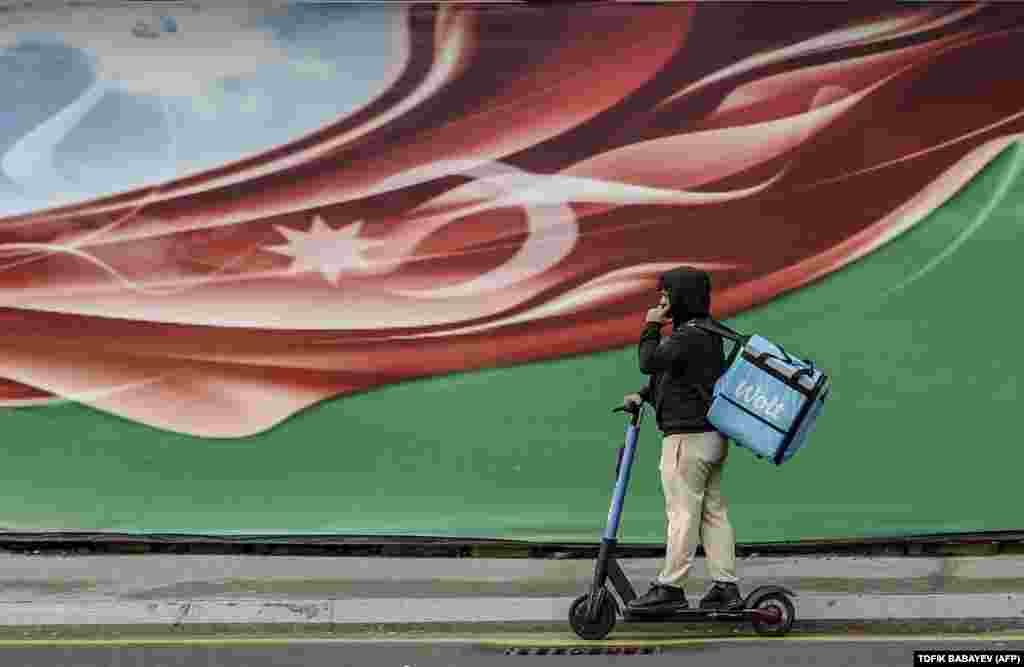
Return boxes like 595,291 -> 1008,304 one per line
687,318 -> 748,344
687,317 -> 749,368
684,318 -> 750,406
693,318 -> 800,366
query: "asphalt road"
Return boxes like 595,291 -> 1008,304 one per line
0,636 -> 1021,667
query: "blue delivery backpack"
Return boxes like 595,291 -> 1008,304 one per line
687,319 -> 831,465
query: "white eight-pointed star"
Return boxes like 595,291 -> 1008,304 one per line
263,216 -> 390,286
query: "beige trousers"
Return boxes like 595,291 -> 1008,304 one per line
657,431 -> 738,587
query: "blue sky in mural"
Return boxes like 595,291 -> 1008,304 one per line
0,3 -> 407,216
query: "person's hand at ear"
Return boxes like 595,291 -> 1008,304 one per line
646,291 -> 672,326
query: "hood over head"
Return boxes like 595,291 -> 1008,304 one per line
657,266 -> 712,326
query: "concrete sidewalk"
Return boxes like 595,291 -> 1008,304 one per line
1,553 -> 1023,629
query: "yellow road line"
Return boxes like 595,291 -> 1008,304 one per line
0,634 -> 1021,648
0,638 -> 310,648
478,633 -> 1024,649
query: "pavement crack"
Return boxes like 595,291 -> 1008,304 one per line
172,602 -> 192,627
263,602 -> 324,620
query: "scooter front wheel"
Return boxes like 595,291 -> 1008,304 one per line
569,592 -> 616,640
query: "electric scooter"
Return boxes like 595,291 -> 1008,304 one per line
568,401 -> 797,640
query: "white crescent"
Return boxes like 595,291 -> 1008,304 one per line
388,160 -> 579,300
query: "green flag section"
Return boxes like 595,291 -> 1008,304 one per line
2,144 -> 1021,543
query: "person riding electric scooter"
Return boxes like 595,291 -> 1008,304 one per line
623,265 -> 742,614
568,265 -> 797,640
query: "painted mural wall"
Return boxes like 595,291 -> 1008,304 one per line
0,1 -> 1021,542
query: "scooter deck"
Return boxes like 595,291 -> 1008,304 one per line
622,606 -> 755,623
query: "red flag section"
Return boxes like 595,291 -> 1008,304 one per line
0,4 -> 1021,436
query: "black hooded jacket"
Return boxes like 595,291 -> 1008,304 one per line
637,266 -> 725,435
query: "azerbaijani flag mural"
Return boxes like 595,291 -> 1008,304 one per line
0,1 -> 1021,542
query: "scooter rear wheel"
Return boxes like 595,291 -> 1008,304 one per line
569,592 -> 616,640
751,592 -> 795,637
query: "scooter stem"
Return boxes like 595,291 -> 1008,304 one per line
605,407 -> 642,542
588,405 -> 643,619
